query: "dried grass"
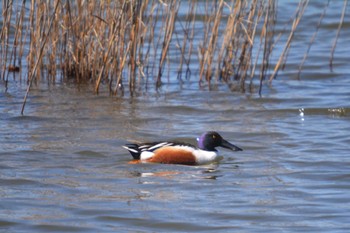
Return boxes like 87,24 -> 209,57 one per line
0,0 -> 346,113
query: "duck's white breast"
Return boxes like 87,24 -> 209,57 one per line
192,149 -> 222,165
140,151 -> 155,160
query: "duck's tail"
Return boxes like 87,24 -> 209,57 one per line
122,144 -> 141,160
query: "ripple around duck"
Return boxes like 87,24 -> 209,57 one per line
0,219 -> 17,227
28,224 -> 95,233
0,178 -> 44,186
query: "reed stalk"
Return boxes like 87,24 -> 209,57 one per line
176,0 -> 197,81
269,0 -> 308,82
199,0 -> 224,84
329,0 -> 347,71
297,0 -> 330,79
21,0 -> 60,115
156,0 -> 179,87
258,0 -> 276,95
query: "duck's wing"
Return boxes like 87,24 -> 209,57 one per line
123,141 -> 178,160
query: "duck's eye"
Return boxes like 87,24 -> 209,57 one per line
212,135 -> 216,139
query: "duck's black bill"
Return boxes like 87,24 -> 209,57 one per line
221,139 -> 243,151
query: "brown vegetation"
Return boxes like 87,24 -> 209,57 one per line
0,0 -> 345,113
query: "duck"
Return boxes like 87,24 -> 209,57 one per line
122,131 -> 242,165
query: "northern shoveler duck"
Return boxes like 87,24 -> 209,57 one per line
123,131 -> 243,165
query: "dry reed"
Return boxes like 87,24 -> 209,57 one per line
297,0 -> 330,79
0,0 -> 346,114
329,0 -> 347,71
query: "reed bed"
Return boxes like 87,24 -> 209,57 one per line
0,0 -> 346,112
